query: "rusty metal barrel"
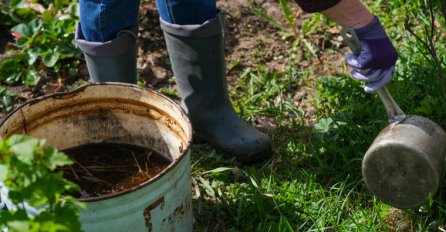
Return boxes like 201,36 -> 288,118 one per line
0,83 -> 193,232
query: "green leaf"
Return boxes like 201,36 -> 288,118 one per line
42,10 -> 53,23
60,196 -> 86,210
314,117 -> 335,134
42,51 -> 60,67
27,18 -> 42,35
9,0 -> 23,7
11,19 -> 42,47
6,220 -> 30,232
247,175 -> 259,189
28,187 -> 50,206
11,18 -> 42,38
23,69 -> 40,86
0,55 -> 25,83
43,147 -> 73,170
27,47 -> 40,65
2,94 -> 14,111
279,0 -> 297,36
11,23 -> 33,38
10,137 -> 39,165
5,72 -> 23,84
8,134 -> 34,146
0,164 -> 7,182
1,211 -> 26,232
15,37 -> 29,46
198,176 -> 215,197
55,45 -> 76,58
200,167 -> 233,175
53,202 -> 83,232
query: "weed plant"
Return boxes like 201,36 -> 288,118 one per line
0,135 -> 83,232
0,0 -> 80,111
193,0 -> 446,231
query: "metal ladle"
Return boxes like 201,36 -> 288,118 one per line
342,28 -> 446,208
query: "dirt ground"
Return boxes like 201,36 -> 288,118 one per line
137,0 -> 298,83
134,0 -> 345,129
135,0 -> 344,86
0,0 -> 346,122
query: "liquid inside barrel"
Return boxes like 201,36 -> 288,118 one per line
61,143 -> 172,199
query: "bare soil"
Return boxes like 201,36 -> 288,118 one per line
0,0 -> 346,122
134,0 -> 346,130
135,0 -> 345,87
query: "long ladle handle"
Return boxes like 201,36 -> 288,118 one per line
341,27 -> 406,123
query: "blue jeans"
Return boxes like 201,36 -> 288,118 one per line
79,0 -> 217,42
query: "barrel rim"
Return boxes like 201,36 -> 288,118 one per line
0,82 -> 193,202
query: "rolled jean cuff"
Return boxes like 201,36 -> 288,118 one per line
79,0 -> 139,42
75,23 -> 137,58
159,11 -> 224,38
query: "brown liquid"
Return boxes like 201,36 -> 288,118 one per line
61,143 -> 171,199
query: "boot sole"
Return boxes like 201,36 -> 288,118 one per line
192,134 -> 272,163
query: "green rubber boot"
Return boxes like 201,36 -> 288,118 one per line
160,13 -> 271,162
75,23 -> 137,83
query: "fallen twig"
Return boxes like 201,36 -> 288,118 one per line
72,157 -> 112,185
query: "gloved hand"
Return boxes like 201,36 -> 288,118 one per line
345,16 -> 398,93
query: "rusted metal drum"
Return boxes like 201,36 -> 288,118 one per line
0,83 -> 193,232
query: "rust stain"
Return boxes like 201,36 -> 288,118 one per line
144,197 -> 165,232
166,197 -> 191,231
169,203 -> 186,221
19,109 -> 28,135
143,196 -> 191,232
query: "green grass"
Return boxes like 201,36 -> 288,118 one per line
191,0 -> 446,231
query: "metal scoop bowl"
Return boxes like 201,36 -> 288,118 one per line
342,28 -> 446,208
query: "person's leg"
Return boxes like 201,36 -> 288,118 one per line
156,0 -> 271,162
79,0 -> 139,42
76,0 -> 140,83
156,0 -> 217,24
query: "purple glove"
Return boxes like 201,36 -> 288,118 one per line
345,17 -> 398,93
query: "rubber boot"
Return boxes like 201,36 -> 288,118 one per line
75,23 -> 137,83
160,12 -> 271,162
